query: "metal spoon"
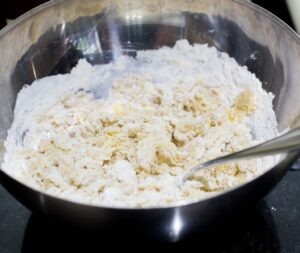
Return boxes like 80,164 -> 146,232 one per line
182,128 -> 300,183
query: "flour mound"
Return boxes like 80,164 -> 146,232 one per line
2,40 -> 278,207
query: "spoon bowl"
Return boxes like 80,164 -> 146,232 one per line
182,128 -> 300,183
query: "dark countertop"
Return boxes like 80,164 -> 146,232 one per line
1,170 -> 300,252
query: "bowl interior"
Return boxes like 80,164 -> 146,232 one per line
0,0 -> 300,179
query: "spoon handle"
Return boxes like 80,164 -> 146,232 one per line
184,128 -> 300,181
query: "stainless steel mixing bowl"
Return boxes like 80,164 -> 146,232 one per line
1,0 -> 300,242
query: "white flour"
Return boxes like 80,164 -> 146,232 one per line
2,40 -> 279,207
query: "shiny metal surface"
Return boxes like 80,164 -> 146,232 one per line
1,0 -> 300,242
183,128 -> 300,181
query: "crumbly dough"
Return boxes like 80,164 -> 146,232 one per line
2,40 -> 278,207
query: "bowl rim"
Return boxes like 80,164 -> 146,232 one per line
0,0 -> 300,211
0,0 -> 300,42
